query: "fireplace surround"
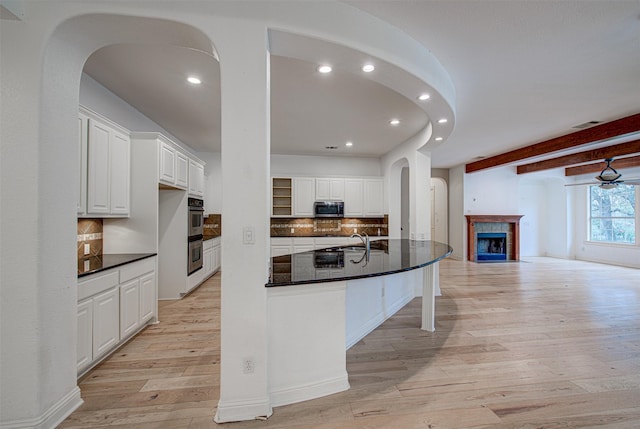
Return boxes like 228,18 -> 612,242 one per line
465,215 -> 523,262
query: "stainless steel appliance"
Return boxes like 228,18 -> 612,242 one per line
314,201 -> 344,218
188,198 -> 204,275
313,249 -> 344,268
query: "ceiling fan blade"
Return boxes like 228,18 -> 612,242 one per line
564,182 -> 597,187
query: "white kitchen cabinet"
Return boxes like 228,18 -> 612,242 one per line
316,178 -> 345,201
139,272 -> 156,324
120,279 -> 140,340
77,113 -> 88,215
84,109 -> 131,217
158,142 -> 177,185
92,287 -> 120,360
364,179 -> 385,217
189,159 -> 205,198
176,152 -> 189,189
344,178 -> 364,216
293,177 -> 315,216
212,237 -> 221,273
76,299 -> 93,373
78,256 -> 157,376
203,240 -> 214,278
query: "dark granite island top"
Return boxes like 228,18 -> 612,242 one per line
267,239 -> 452,287
78,253 -> 157,278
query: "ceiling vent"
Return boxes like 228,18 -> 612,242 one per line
325,146 -> 339,150
572,120 -> 601,129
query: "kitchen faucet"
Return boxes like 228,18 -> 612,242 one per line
350,232 -> 370,254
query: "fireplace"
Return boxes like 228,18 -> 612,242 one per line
477,232 -> 507,261
465,215 -> 523,262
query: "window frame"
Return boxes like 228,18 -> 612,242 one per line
587,184 -> 639,246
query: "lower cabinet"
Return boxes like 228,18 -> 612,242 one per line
203,237 -> 221,280
77,257 -> 157,376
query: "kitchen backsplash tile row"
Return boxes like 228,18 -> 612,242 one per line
271,216 -> 388,237
77,218 -> 103,260
204,214 -> 222,239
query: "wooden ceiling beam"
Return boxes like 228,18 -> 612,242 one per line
465,113 -> 640,173
565,155 -> 640,176
517,140 -> 640,174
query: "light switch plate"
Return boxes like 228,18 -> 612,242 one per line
243,227 -> 255,244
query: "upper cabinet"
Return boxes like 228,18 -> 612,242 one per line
272,176 -> 385,218
316,178 -> 345,201
79,107 -> 130,218
188,159 -> 205,198
293,177 -> 315,217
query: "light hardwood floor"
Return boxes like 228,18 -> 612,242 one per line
60,257 -> 640,428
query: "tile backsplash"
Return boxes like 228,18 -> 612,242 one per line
77,218 -> 103,259
271,216 -> 388,237
204,214 -> 222,238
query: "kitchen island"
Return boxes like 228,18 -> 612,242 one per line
266,239 -> 452,407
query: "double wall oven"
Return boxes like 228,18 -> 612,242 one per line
188,197 -> 204,275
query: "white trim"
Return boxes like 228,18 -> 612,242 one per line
269,374 -> 350,408
0,387 -> 82,429
213,397 -> 273,424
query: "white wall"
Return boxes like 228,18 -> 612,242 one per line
464,167 -> 520,214
517,181 -> 547,257
271,154 -> 382,177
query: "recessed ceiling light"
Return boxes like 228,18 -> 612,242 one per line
390,119 -> 400,126
362,64 -> 375,73
435,137 -> 443,141
318,65 -> 332,74
437,118 -> 448,124
187,76 -> 201,85
345,141 -> 353,147
418,93 -> 430,101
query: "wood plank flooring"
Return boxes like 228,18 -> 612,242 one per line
60,257 -> 640,428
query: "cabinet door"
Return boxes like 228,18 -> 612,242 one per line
92,288 -> 119,359
189,160 -> 205,197
203,247 -> 213,277
316,178 -> 331,201
364,179 -> 384,217
120,279 -> 140,340
78,113 -> 88,215
344,178 -> 364,216
110,130 -> 130,216
87,119 -> 111,214
330,178 -> 345,200
139,272 -> 156,324
213,244 -> 221,272
175,152 -> 189,189
159,142 -> 176,185
77,299 -> 93,373
293,177 -> 315,216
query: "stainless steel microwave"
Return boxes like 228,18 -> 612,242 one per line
314,201 -> 344,218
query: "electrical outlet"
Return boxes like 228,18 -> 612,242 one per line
291,228 -> 295,233
242,357 -> 255,374
84,243 -> 90,255
354,228 -> 357,233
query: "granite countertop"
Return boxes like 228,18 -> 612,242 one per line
268,239 -> 452,287
78,253 -> 157,278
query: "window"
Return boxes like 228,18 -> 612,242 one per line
589,184 -> 636,244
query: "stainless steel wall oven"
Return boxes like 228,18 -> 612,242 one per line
188,198 -> 204,275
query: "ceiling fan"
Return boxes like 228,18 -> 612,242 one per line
566,158 -> 640,189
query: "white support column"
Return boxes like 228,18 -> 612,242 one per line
214,22 -> 272,423
421,262 -> 438,332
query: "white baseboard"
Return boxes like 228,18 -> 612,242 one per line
0,386 -> 83,429
269,373 -> 350,408
214,396 -> 272,423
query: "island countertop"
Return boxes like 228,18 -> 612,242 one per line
268,239 -> 452,287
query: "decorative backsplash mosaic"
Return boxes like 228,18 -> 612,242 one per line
271,216 -> 388,237
204,214 -> 222,238
77,218 -> 103,260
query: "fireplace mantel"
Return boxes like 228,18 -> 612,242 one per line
465,215 -> 524,262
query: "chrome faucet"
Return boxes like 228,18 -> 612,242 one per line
350,232 -> 370,254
